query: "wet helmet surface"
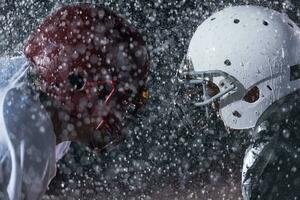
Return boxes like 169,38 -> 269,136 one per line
24,3 -> 149,152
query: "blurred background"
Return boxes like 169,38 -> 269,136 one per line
1,0 -> 300,199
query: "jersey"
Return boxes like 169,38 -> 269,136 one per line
242,92 -> 300,200
0,56 -> 70,199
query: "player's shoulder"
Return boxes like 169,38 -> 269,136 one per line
0,55 -> 54,144
253,92 -> 300,142
0,55 -> 28,88
0,55 -> 26,64
0,55 -> 27,71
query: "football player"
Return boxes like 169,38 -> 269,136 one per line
0,3 -> 149,199
178,5 -> 300,199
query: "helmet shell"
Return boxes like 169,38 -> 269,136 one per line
24,3 -> 149,121
188,6 -> 300,129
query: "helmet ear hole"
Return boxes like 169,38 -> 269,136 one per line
243,86 -> 260,103
68,73 -> 85,90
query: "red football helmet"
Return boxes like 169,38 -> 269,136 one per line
24,3 -> 149,153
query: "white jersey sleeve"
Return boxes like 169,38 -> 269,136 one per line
55,141 -> 71,162
0,56 -> 64,200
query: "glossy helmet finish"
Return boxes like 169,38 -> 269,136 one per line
24,3 -> 149,152
178,6 -> 300,130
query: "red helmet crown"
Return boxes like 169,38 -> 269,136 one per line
24,3 -> 149,152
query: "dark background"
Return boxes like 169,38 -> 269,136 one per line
1,0 -> 300,199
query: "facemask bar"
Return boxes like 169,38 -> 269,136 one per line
177,55 -> 238,107
84,79 -> 123,153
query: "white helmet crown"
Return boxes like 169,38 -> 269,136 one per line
179,6 -> 300,130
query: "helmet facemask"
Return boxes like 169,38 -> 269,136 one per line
177,56 -> 244,113
177,55 -> 270,130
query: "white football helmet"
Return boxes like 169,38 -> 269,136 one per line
178,6 -> 300,130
